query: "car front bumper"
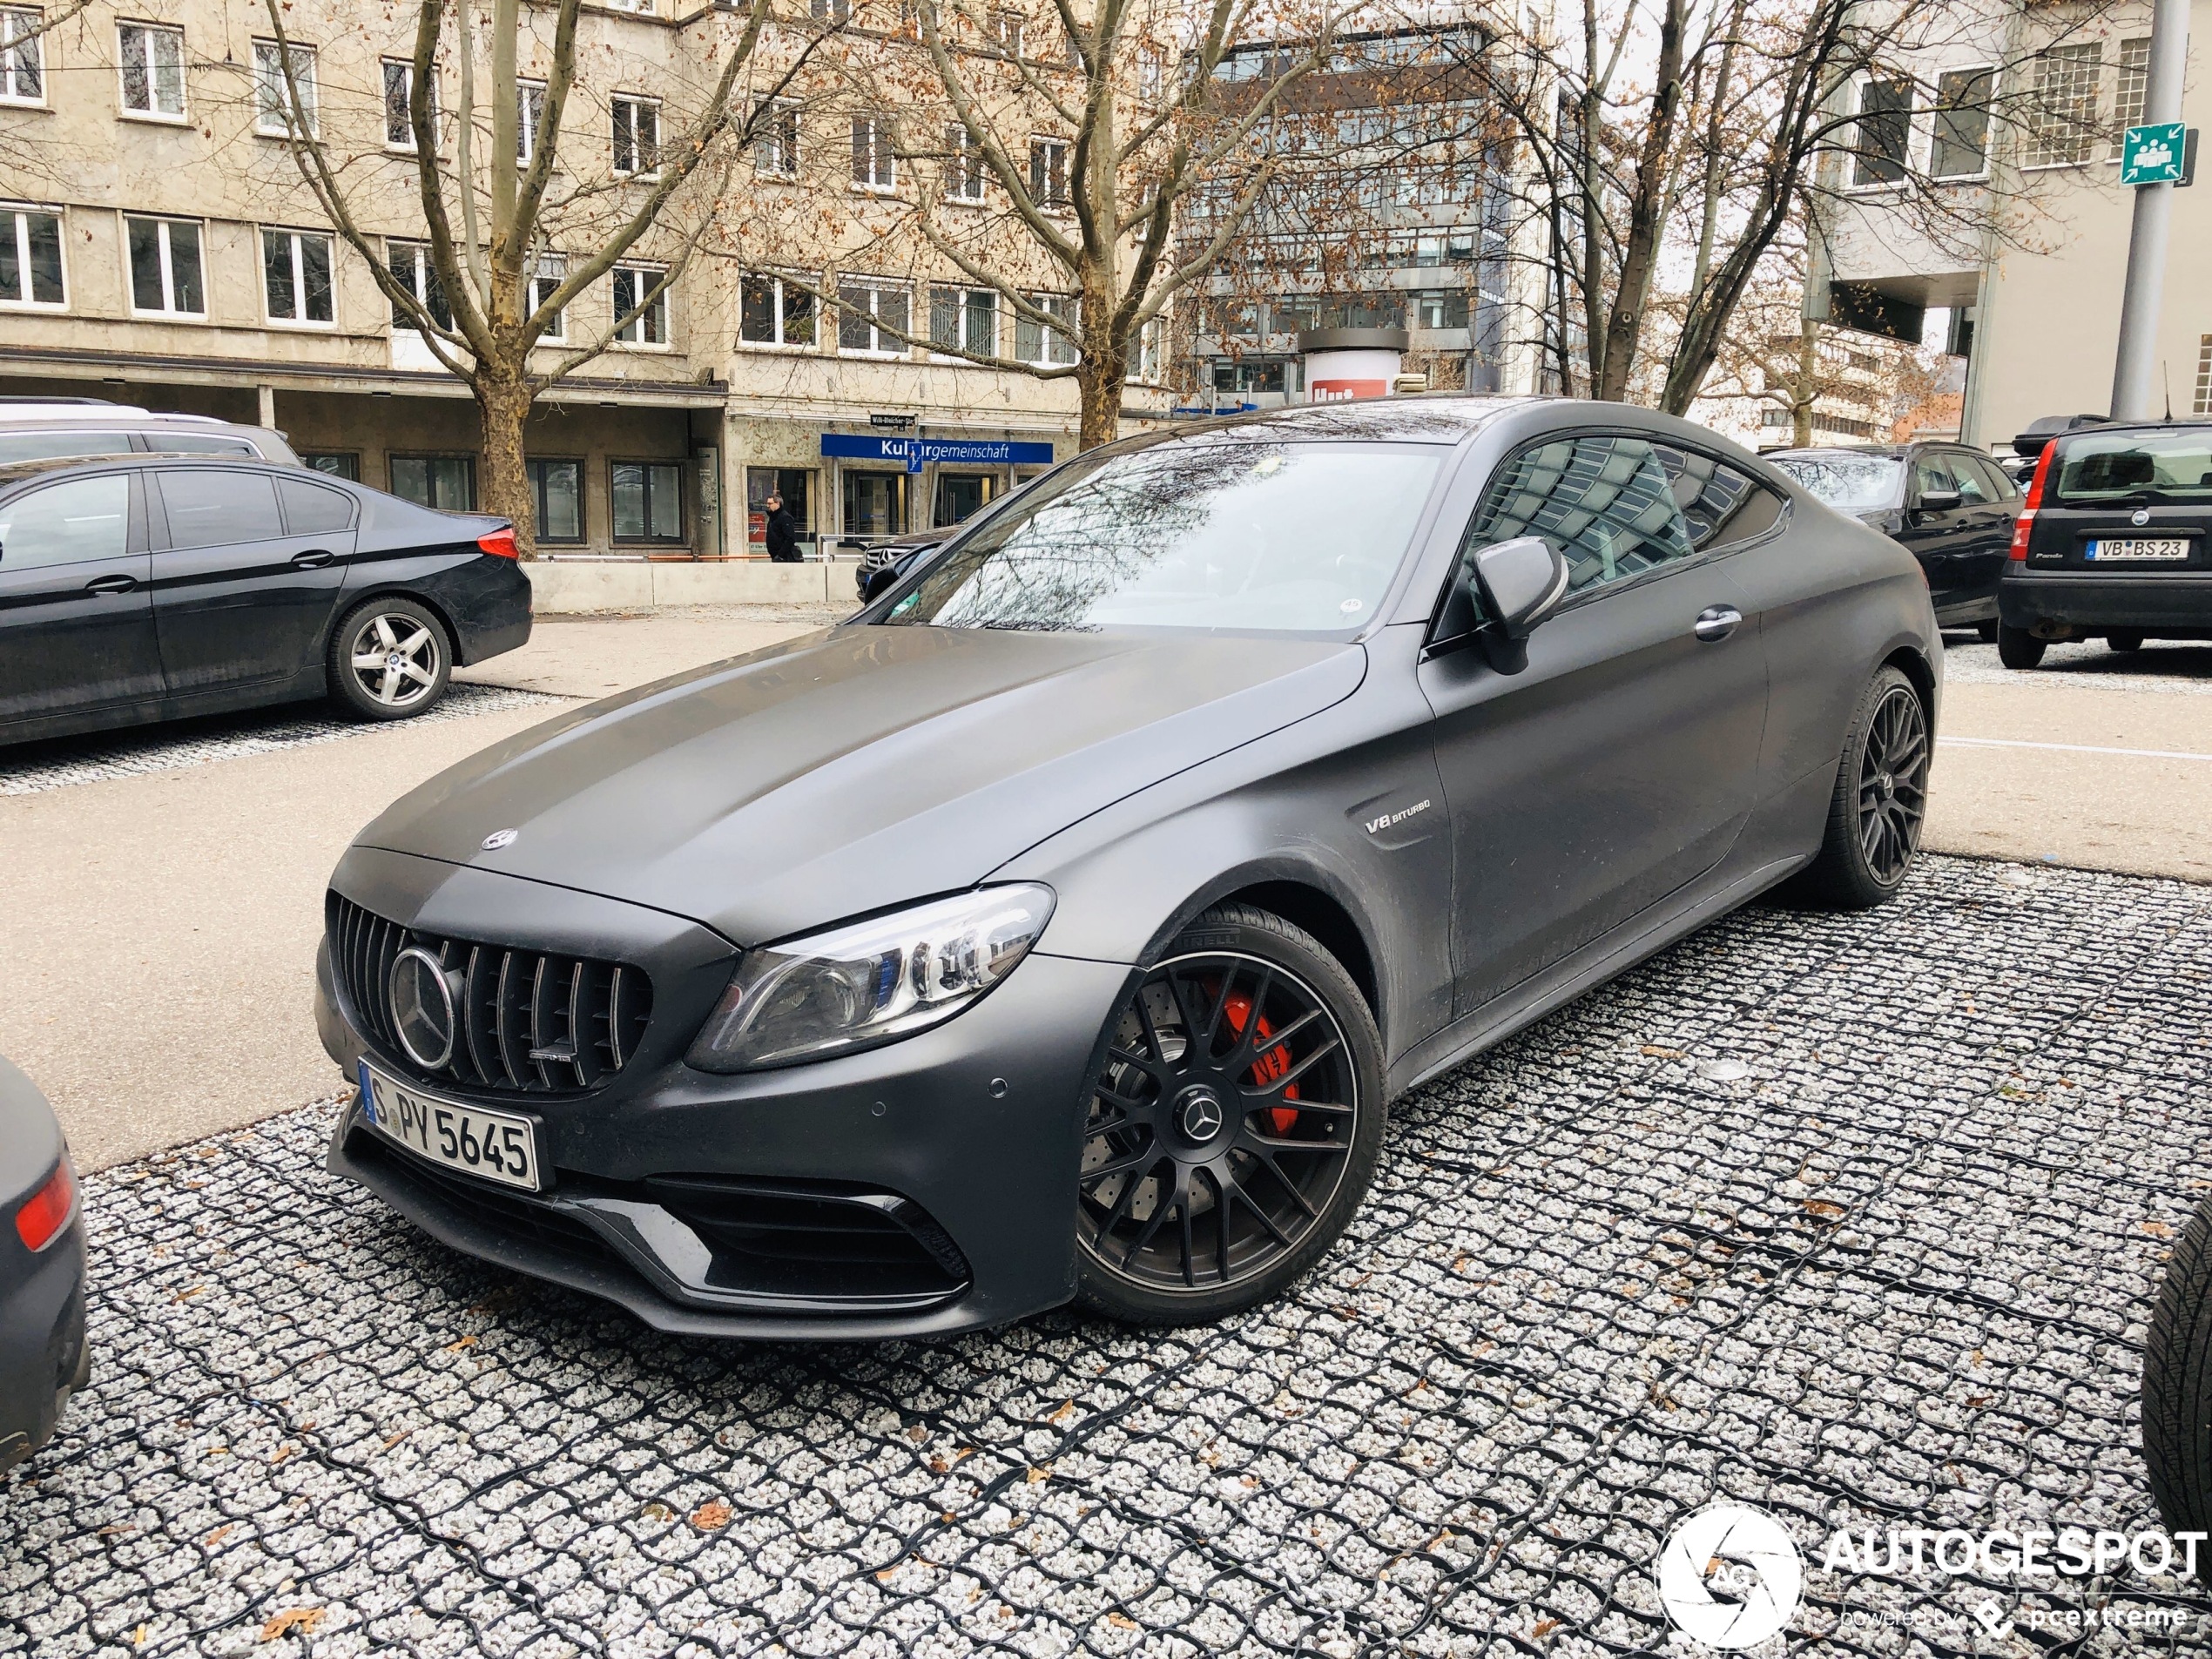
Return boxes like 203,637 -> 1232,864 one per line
2000,570 -> 2212,635
315,853 -> 1130,1339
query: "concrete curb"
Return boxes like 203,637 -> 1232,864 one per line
523,560 -> 851,612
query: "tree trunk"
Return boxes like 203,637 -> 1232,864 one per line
474,374 -> 538,558
1792,320 -> 1818,446
1076,353 -> 1126,452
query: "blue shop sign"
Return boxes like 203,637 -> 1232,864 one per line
820,433 -> 1056,474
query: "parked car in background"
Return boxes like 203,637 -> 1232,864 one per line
0,454 -> 532,747
1769,442 -> 2020,635
315,397 -> 1939,1340
853,526 -> 949,602
1,1057 -> 87,1475
0,397 -> 300,467
1997,421 -> 2212,668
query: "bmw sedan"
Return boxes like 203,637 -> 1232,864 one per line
316,398 -> 1940,1338
0,455 -> 531,748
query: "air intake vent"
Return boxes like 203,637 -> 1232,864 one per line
328,892 -> 651,1094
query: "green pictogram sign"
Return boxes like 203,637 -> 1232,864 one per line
2121,122 -> 2187,185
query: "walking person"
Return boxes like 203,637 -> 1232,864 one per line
763,492 -> 801,563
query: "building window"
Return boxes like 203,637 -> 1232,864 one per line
611,263 -> 667,345
2195,336 -> 2212,416
852,116 -> 896,190
1930,66 -> 1993,179
0,206 -> 64,307
382,58 -> 436,149
385,239 -> 451,331
253,40 -> 318,138
754,98 -> 798,176
929,285 -> 996,356
945,125 -> 986,202
300,451 -> 360,481
1851,77 -> 1910,186
837,276 -> 908,354
612,94 -> 658,176
2026,44 -> 2101,167
528,254 -> 565,341
126,215 -> 204,315
991,9 -> 1022,56
1136,44 -> 1165,101
1016,293 -> 1077,366
809,0 -> 850,22
740,270 -> 815,346
528,457 -> 583,542
118,22 -> 185,118
0,9 -> 44,105
1414,289 -> 1469,330
611,460 -> 683,542
1136,314 -> 1168,383
517,78 -> 545,163
262,228 -> 334,325
2116,37 -> 2152,135
1028,138 -> 1069,207
391,454 -> 475,510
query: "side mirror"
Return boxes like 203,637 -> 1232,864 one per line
1470,535 -> 1568,674
1915,489 -> 1964,513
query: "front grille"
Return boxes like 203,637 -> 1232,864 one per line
329,892 -> 652,1095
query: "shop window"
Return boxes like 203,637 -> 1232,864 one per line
746,466 -> 814,551
391,454 -> 475,511
529,457 -> 583,542
612,460 -> 683,542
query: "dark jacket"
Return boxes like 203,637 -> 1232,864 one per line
764,506 -> 799,562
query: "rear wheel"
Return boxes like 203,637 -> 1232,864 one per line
1996,624 -> 2047,670
1975,620 -> 1999,644
2108,631 -> 2146,653
1787,665 -> 1929,911
328,597 -> 452,721
1074,906 -> 1384,1325
2145,1192 -> 2212,1562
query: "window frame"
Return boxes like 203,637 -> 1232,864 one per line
1848,74 -> 1912,190
385,238 -> 452,334
0,203 -> 67,309
251,37 -> 318,138
388,452 -> 477,511
753,97 -> 799,177
116,19 -> 185,121
381,57 -> 439,151
125,213 -> 206,318
1015,292 -> 1078,367
928,283 -> 997,360
2114,36 -> 2153,142
738,269 -> 817,349
261,226 -> 335,327
2024,42 -> 2103,170
1028,135 -> 1070,209
851,115 -> 897,192
1928,64 -> 1995,182
527,455 -> 586,543
0,7 -> 45,106
836,274 -> 910,356
944,124 -> 987,203
611,92 -> 659,178
610,261 -> 670,347
609,456 -> 685,544
527,253 -> 566,342
517,78 -> 547,164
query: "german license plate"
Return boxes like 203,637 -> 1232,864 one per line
358,1060 -> 543,1192
2087,538 -> 2189,561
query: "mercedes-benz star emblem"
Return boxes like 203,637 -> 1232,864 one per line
482,827 -> 519,851
1177,1086 -> 1225,1144
388,946 -> 460,1071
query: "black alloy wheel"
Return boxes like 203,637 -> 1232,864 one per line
1075,906 -> 1383,1325
1788,664 -> 1930,910
1996,622 -> 2047,670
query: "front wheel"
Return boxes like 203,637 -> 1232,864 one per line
328,597 -> 453,721
2145,1192 -> 2212,1563
1074,906 -> 1385,1326
1976,620 -> 2000,644
1785,665 -> 1930,911
1996,624 -> 2047,670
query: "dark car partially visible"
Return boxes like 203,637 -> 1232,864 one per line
0,1057 -> 87,1474
1998,421 -> 2212,667
1770,442 -> 2020,632
0,454 -> 532,748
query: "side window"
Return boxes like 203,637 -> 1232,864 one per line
1966,454 -> 2017,502
0,474 -> 131,570
1945,454 -> 1992,505
1467,433 -> 1694,600
278,475 -> 354,533
1912,453 -> 1953,504
1653,443 -> 1785,551
155,469 -> 284,550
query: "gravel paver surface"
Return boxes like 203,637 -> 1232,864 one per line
4,857 -> 2210,1657
1939,638 -> 2212,696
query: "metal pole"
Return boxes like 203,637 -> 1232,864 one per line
2110,0 -> 2191,420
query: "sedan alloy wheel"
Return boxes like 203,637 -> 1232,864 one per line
351,612 -> 443,710
1856,682 -> 1929,886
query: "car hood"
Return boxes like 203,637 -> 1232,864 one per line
354,624 -> 1367,946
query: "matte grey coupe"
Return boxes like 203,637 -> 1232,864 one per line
315,398 -> 1939,1338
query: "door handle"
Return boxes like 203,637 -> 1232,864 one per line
84,572 -> 138,595
291,550 -> 335,569
1693,604 -> 1742,643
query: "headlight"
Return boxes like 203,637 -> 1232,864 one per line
686,885 -> 1055,1072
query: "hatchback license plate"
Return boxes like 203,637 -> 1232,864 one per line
359,1061 -> 543,1191
2087,538 -> 2190,561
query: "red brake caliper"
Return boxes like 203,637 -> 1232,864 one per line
1222,990 -> 1300,1135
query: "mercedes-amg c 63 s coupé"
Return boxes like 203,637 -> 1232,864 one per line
315,397 -> 1940,1337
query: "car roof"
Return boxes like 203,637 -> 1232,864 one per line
1157,394 -> 1544,447
0,406 -> 231,428
2054,420 -> 2212,440
0,452 -> 330,489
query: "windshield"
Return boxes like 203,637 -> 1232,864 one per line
2053,431 -> 2212,506
879,440 -> 1443,634
1770,454 -> 1905,515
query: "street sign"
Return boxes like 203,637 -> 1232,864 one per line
2121,121 -> 2187,185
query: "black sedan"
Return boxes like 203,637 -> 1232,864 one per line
1768,441 -> 2020,632
0,454 -> 531,748
1,1057 -> 87,1474
1999,421 -> 2212,667
315,398 -> 1940,1337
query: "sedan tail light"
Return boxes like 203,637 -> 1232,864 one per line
2009,444 -> 2055,561
15,1159 -> 76,1252
477,527 -> 519,559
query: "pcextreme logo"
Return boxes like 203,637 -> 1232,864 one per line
1657,1504 -> 1804,1649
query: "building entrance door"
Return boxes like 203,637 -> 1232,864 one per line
842,469 -> 907,541
934,472 -> 996,527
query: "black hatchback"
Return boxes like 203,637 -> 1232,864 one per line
0,455 -> 532,747
1998,421 -> 2212,667
1769,442 -> 2021,632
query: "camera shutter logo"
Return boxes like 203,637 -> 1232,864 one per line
1657,1503 -> 1804,1649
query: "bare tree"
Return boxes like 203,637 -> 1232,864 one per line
258,0 -> 799,553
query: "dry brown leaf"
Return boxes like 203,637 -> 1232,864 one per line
2143,1220 -> 2175,1238
172,1286 -> 205,1303
269,1447 -> 295,1466
1048,1400 -> 1075,1423
442,1335 -> 478,1353
204,1524 -> 235,1549
259,1608 -> 325,1641
381,1431 -> 409,1450
1026,1465 -> 1051,1484
1534,1617 -> 1561,1638
1801,1200 -> 1846,1220
689,1499 -> 732,1531
1640,1045 -> 1684,1058
1108,1612 -> 1138,1629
